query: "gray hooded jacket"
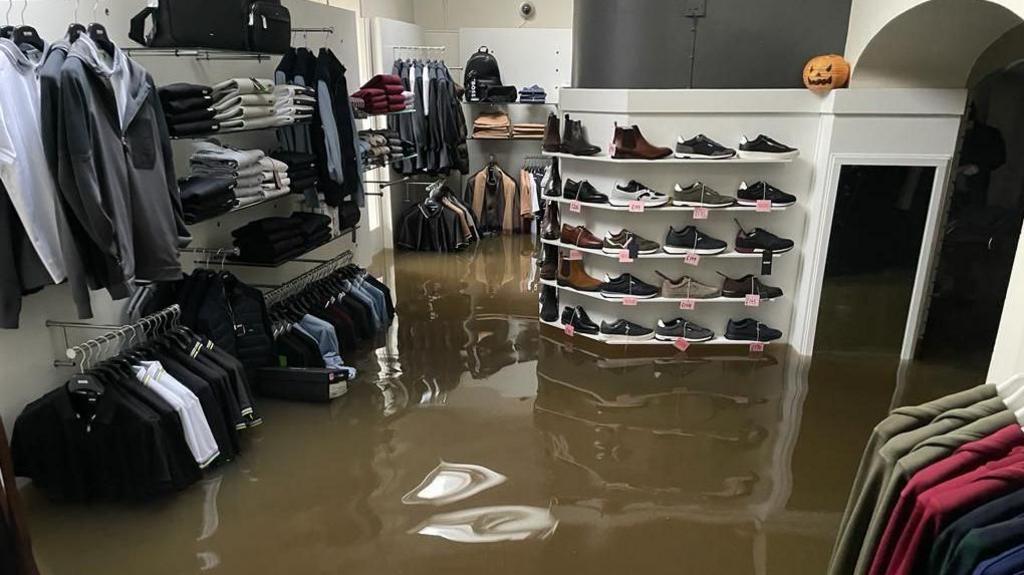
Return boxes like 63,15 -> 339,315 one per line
57,37 -> 190,299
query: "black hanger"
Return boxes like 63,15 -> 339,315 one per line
67,23 -> 87,43
88,22 -> 115,57
12,24 -> 44,53
0,25 -> 13,39
66,372 -> 106,398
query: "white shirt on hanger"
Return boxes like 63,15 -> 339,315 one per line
422,63 -> 430,117
0,39 -> 68,283
135,361 -> 220,468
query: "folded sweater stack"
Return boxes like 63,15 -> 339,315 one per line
272,151 -> 319,198
190,140 -> 276,208
358,131 -> 391,170
231,213 -> 334,265
274,85 -> 316,126
472,111 -> 512,139
352,74 -> 405,114
159,83 -> 217,138
512,123 -> 545,139
179,175 -> 237,224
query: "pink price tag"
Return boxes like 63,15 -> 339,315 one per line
569,200 -> 582,213
745,294 -> 761,307
568,249 -> 583,261
679,298 -> 696,310
618,250 -> 634,263
755,199 -> 772,213
608,143 -> 616,157
627,201 -> 645,213
673,338 -> 691,352
693,207 -> 710,220
622,296 -> 638,307
684,252 -> 701,266
749,341 -> 766,353
564,324 -> 576,337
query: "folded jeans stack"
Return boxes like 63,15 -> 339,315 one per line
190,140 -> 269,208
473,111 -> 513,139
231,213 -> 334,265
159,83 -> 217,138
353,74 -> 406,114
512,123 -> 545,139
179,175 -> 237,224
273,84 -> 316,126
271,151 -> 319,198
518,84 -> 547,104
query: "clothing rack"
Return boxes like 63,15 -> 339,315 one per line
259,250 -> 354,305
46,305 -> 182,368
392,45 -> 447,56
121,48 -> 275,62
292,27 -> 335,34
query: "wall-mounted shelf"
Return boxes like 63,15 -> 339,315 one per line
469,136 -> 544,141
540,279 -> 782,305
540,320 -> 768,347
542,151 -> 796,165
547,196 -> 791,213
170,119 -> 312,140
192,226 -> 359,268
540,239 -> 788,260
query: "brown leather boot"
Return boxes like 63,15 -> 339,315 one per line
542,202 -> 561,240
557,254 -> 603,291
539,245 -> 557,280
542,112 -> 561,153
612,124 -> 672,160
560,224 -> 603,249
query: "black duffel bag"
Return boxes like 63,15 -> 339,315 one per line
130,0 -> 291,53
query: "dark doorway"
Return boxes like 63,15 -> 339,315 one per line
813,165 -> 936,356
916,65 -> 1024,373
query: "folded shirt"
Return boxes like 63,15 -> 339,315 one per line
214,93 -> 276,111
164,95 -> 215,115
361,74 -> 403,91
170,120 -> 221,137
179,175 -> 236,204
274,85 -> 315,98
215,105 -> 276,121
274,106 -> 314,118
219,116 -> 286,132
212,78 -> 275,96
168,107 -> 217,124
191,141 -> 266,169
160,82 -> 213,101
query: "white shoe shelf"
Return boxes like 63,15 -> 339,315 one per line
542,151 -> 795,165
539,320 -> 770,346
540,238 -> 788,260
546,195 -> 789,213
539,279 -> 782,305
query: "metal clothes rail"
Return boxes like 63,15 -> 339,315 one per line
260,250 -> 354,305
46,305 -> 182,368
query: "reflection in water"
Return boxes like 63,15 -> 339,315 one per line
411,506 -> 559,543
402,461 -> 507,506
20,236 -> 955,575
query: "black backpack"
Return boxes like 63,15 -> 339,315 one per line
464,46 -> 502,102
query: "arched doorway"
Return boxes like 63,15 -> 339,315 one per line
814,0 -> 1024,399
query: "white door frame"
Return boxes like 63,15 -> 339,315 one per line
797,153 -> 953,360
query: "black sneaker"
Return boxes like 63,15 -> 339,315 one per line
600,319 -> 655,341
600,273 -> 660,299
540,285 -> 558,322
560,305 -> 599,334
726,318 -> 782,342
738,135 -> 799,160
563,179 -> 608,204
734,222 -> 794,254
664,226 -> 728,255
737,181 -> 796,208
674,135 -> 736,160
602,230 -> 661,254
655,318 -> 715,342
719,274 -> 784,300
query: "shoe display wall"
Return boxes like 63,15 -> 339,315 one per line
538,91 -> 813,350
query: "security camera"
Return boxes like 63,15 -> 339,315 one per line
518,2 -> 536,20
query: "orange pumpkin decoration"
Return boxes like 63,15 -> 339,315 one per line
803,54 -> 850,93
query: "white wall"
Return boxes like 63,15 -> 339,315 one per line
414,0 -> 573,66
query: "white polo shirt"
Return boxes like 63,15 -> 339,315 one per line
0,39 -> 67,283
